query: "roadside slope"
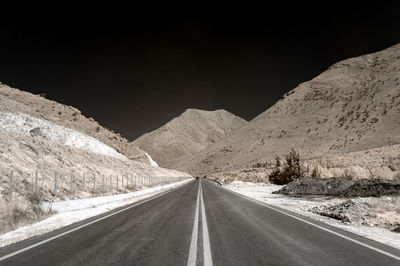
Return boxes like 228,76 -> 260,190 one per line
0,83 -> 150,164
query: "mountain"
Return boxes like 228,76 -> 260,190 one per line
0,83 -> 151,165
132,109 -> 248,168
176,43 -> 400,175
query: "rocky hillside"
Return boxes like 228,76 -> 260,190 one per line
0,83 -> 150,164
0,84 -> 192,234
177,43 -> 400,175
132,109 -> 247,168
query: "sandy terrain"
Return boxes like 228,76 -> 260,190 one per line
205,143 -> 400,185
304,144 -> 400,180
133,109 -> 247,168
176,43 -> 400,176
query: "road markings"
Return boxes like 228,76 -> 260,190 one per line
223,186 -> 400,262
0,183 -> 191,262
200,183 -> 213,266
187,181 -> 201,266
187,179 -> 213,266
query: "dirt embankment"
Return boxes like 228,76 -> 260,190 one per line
275,176 -> 400,197
309,197 -> 400,229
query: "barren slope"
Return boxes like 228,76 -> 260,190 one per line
0,84 -> 150,164
177,44 -> 400,175
132,109 -> 247,167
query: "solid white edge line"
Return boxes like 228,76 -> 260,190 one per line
187,181 -> 201,266
200,181 -> 213,266
0,180 -> 193,262
222,186 -> 400,262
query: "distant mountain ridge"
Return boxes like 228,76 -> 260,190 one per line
132,108 -> 248,168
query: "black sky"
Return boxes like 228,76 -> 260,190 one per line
1,5 -> 400,140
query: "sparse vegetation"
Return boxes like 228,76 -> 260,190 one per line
26,190 -> 44,217
311,166 -> 321,178
0,190 -> 51,234
269,149 -> 304,185
3,204 -> 26,232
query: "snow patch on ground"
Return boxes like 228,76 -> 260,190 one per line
225,182 -> 400,250
0,112 -> 126,160
145,152 -> 158,167
0,179 -> 192,247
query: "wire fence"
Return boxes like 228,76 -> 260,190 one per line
5,170 -> 189,202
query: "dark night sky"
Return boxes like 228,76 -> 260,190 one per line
1,4 -> 400,140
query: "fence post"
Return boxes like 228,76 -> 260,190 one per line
109,174 -> 112,192
93,173 -> 96,192
116,175 -> 118,191
102,174 -> 105,193
70,172 -> 74,194
54,171 -> 58,197
83,173 -> 86,191
8,170 -> 13,202
35,170 -> 39,194
122,175 -> 124,188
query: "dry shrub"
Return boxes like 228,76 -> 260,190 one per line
1,203 -> 27,234
395,173 -> 400,180
311,166 -> 321,178
269,149 -> 304,185
1,190 -> 46,234
26,190 -> 44,217
6,204 -> 26,227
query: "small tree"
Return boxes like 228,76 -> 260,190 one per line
268,155 -> 282,184
283,149 -> 303,181
269,149 -> 304,185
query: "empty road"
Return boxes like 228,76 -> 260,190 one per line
1,179 -> 400,265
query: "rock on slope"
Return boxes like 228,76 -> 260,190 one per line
0,84 -> 151,164
132,109 -> 247,168
177,43 -> 400,175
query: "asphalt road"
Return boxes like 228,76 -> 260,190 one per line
1,178 -> 400,265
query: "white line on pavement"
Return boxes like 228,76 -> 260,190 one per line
200,182 -> 213,266
0,183 -> 190,262
187,181 -> 201,266
223,186 -> 400,262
